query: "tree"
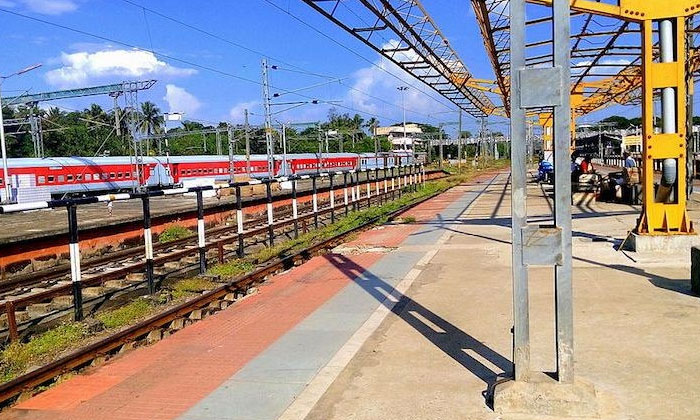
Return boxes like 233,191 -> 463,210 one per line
139,101 -> 164,136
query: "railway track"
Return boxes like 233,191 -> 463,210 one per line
0,170 -> 462,406
0,172 -> 440,340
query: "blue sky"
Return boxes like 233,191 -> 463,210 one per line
0,0 -> 643,137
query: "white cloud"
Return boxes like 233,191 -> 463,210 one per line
341,39 -> 442,122
229,100 -> 258,123
163,84 -> 201,116
23,0 -> 77,14
45,49 -> 196,88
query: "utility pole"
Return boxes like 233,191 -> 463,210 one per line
438,124 -> 444,168
261,59 -> 275,175
281,123 -> 288,176
398,86 -> 409,151
458,111 -> 463,172
228,124 -> 235,182
244,108 -> 251,176
317,122 -> 323,173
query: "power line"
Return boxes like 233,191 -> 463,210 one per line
119,0 -> 449,123
0,8 -> 404,126
258,0 -> 458,113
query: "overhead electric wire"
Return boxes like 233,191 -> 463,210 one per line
119,0 -> 450,123
259,0 -> 459,113
0,8 -> 405,126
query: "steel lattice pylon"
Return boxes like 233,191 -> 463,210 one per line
301,0 -> 497,117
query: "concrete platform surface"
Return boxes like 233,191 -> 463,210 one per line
0,171 -> 498,420
302,172 -> 700,420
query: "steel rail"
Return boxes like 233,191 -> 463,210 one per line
0,172 -> 470,406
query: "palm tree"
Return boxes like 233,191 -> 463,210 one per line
139,101 -> 164,136
364,117 -> 379,136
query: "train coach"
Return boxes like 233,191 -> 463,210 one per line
1,151 -> 414,203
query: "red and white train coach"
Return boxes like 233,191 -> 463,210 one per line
1,151 -> 414,203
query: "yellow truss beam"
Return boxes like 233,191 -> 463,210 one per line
528,0 -> 700,21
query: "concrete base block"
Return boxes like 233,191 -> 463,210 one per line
625,232 -> 700,253
493,373 -> 598,418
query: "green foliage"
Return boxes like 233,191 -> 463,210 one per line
0,323 -> 86,382
401,216 -> 417,224
171,277 -> 217,299
97,299 -> 153,329
158,224 -> 193,243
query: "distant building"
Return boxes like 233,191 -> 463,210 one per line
374,123 -> 423,151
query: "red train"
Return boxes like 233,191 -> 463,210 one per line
1,152 -> 414,203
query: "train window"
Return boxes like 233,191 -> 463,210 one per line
0,178 -> 2,185
67,175 -> 74,182
48,176 -> 54,183
102,173 -> 109,180
38,176 -> 45,184
110,172 -> 116,179
133,171 -> 137,178
85,174 -> 92,181
76,175 -> 82,181
181,170 -> 186,175
125,172 -> 130,179
58,175 -> 65,183
117,172 -> 123,179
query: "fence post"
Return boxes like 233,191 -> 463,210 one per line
383,167 -> 388,201
312,175 -> 319,229
196,190 -> 206,274
141,195 -> 155,294
266,180 -> 274,246
236,185 -> 244,257
344,172 -> 349,216
67,204 -> 83,321
292,178 -> 299,238
398,166 -> 403,198
366,169 -> 371,207
329,173 -> 335,224
375,167 -> 380,199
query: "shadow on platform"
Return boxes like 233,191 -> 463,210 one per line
323,252 -> 513,408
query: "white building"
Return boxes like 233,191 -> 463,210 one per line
374,124 -> 423,151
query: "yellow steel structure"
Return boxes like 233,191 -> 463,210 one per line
531,1 -> 697,234
475,0 -> 699,235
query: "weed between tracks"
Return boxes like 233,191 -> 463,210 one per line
158,223 -> 193,243
0,162 -> 510,386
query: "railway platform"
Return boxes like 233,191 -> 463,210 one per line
2,170 -> 700,420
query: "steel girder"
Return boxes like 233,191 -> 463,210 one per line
301,0 -> 497,117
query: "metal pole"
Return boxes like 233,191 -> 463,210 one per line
458,111 -> 463,172
228,125 -> 235,182
329,173 -> 335,224
196,190 -> 206,274
245,109 -> 251,176
553,0 -> 574,383
67,204 -> 83,321
439,126 -> 444,168
262,59 -> 275,175
343,172 -> 349,216
282,123 -> 288,176
142,196 -> 155,294
510,0 -> 530,381
312,175 -> 319,228
236,185 -> 244,257
266,181 -> 274,245
0,83 -> 12,203
292,179 -> 299,238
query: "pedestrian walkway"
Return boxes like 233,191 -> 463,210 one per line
302,173 -> 700,420
1,171 -> 502,420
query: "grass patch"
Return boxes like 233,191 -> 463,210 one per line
97,299 -> 154,329
401,216 -> 417,224
0,323 -> 86,383
170,277 -> 217,299
158,224 -> 193,243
